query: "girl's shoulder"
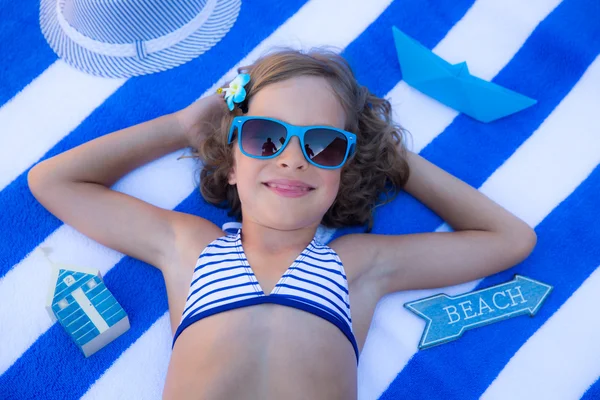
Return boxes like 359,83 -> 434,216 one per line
328,233 -> 379,285
164,214 -> 226,279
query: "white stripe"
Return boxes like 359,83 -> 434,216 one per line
0,0 -> 393,377
103,308 -> 125,322
188,266 -> 249,291
71,320 -> 91,335
0,61 -> 125,191
66,313 -> 85,328
94,294 -> 113,308
193,261 -> 246,279
88,287 -> 107,302
291,268 -> 347,293
186,292 -> 256,320
76,327 -> 98,342
59,304 -> 81,319
358,55 -> 600,400
481,266 -> 600,400
183,278 -> 258,319
80,314 -> 172,400
276,285 -> 351,322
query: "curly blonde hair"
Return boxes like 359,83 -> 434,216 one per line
191,47 -> 411,232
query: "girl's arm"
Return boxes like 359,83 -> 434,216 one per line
27,94 -> 226,271
337,150 -> 537,294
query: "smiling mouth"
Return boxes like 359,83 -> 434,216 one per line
263,182 -> 314,191
262,182 -> 315,198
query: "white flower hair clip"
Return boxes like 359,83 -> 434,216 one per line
217,73 -> 250,111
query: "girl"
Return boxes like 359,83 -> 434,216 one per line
27,48 -> 536,399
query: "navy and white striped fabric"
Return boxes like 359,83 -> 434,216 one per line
173,230 -> 359,360
40,0 -> 241,78
1,0 -> 599,399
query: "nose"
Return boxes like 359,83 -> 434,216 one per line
277,137 -> 308,170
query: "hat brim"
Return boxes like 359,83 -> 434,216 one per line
40,0 -> 241,78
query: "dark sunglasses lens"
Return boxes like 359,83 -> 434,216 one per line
304,128 -> 348,167
241,119 -> 287,157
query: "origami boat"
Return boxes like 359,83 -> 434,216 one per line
392,26 -> 537,123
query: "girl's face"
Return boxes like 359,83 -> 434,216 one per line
228,75 -> 347,231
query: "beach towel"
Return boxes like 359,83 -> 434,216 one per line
1,0 -> 599,398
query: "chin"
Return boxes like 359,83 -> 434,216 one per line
261,213 -> 323,231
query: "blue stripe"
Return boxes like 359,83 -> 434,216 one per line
296,260 -> 347,278
201,243 -> 238,251
173,293 -> 258,345
280,273 -> 350,308
193,257 -> 246,270
186,272 -> 254,300
135,41 -> 146,59
302,252 -> 343,266
582,377 -> 600,400
218,236 -> 239,242
186,291 -> 257,321
172,295 -> 360,363
0,0 -> 58,107
305,245 -> 340,257
191,265 -> 247,286
293,266 -> 348,294
182,281 -> 259,316
271,293 -> 348,327
277,283 -> 351,323
0,0 -> 478,395
199,250 -> 244,259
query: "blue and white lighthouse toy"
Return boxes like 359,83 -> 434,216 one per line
43,247 -> 130,357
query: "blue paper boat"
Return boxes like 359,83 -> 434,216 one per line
392,26 -> 537,123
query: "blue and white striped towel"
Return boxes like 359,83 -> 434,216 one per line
0,0 -> 599,399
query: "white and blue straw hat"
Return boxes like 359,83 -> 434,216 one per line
40,0 -> 241,78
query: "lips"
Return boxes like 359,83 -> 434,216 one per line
263,179 -> 315,190
262,179 -> 315,198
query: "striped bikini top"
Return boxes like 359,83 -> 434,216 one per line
172,229 -> 359,362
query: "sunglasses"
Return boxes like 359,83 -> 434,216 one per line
228,116 -> 357,169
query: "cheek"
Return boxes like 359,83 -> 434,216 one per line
228,147 -> 247,185
231,154 -> 260,197
322,172 -> 341,199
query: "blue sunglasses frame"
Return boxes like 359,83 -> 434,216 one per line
227,116 -> 357,169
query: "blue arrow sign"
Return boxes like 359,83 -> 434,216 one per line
404,274 -> 553,350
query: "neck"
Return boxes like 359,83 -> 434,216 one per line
239,220 -> 319,255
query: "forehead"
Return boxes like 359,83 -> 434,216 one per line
247,75 -> 346,129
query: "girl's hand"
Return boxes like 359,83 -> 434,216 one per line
174,92 -> 229,149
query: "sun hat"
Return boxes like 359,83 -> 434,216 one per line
40,0 -> 241,78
